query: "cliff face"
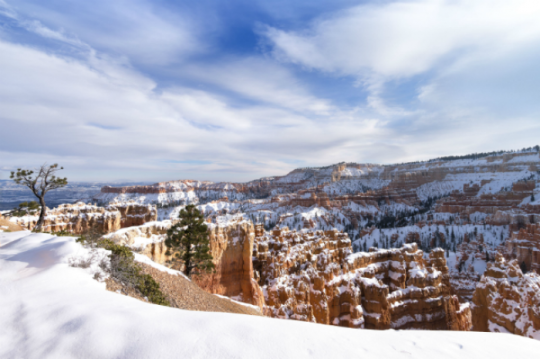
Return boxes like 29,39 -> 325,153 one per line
104,218 -> 471,331
104,220 -> 173,265
472,253 -> 540,339
94,151 -> 539,209
505,223 -> 540,272
106,217 -> 266,309
436,181 -> 535,216
193,219 -> 265,309
252,225 -> 471,331
11,202 -> 157,234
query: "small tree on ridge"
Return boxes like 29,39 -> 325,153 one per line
10,164 -> 68,231
165,204 -> 214,277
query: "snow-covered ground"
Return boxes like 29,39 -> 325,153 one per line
415,170 -> 535,200
2,231 -> 539,358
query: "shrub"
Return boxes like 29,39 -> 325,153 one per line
136,274 -> 170,306
75,230 -> 169,306
92,238 -> 170,306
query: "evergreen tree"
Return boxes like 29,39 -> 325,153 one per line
532,193 -> 536,202
165,205 -> 215,277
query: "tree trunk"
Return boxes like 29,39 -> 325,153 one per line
184,254 -> 192,277
35,195 -> 47,231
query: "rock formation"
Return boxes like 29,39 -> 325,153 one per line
505,223 -> 540,272
10,202 -> 157,234
471,253 -> 540,339
193,218 -> 265,309
252,225 -> 471,330
104,220 -> 173,264
104,217 -> 471,331
105,216 -> 265,309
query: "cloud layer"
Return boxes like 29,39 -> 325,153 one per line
1,0 -> 540,182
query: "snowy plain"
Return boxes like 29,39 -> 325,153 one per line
1,231 -> 540,359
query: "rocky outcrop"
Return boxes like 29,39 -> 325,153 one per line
252,225 -> 471,330
505,223 -> 540,272
103,216 -> 265,309
105,217 -> 471,331
10,202 -> 157,234
194,218 -> 265,309
471,253 -> 540,339
103,221 -> 174,264
436,181 -> 536,217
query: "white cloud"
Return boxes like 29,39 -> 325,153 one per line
264,0 -> 540,79
3,0 -> 540,183
0,39 -> 381,181
181,57 -> 333,114
3,0 -> 202,65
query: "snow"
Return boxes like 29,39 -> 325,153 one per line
415,170 -> 534,200
133,252 -> 189,279
507,153 -> 540,163
2,233 -> 540,358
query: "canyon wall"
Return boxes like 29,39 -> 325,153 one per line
106,217 -> 265,309
252,225 -> 471,330
505,223 -> 540,272
105,218 -> 471,331
11,202 -> 157,234
193,219 -> 265,309
471,253 -> 540,339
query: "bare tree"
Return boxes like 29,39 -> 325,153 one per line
10,164 -> 68,231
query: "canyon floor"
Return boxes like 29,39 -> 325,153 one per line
1,231 -> 539,359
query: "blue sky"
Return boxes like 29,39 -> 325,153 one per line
1,0 -> 540,182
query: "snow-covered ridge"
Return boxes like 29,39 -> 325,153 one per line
2,233 -> 539,358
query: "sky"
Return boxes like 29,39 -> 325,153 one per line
1,0 -> 540,183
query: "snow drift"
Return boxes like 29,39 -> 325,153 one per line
1,231 -> 539,359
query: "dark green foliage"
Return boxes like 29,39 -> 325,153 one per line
11,201 -> 41,217
136,273 -> 169,306
532,193 -> 536,202
165,204 -> 215,277
76,236 -> 169,306
18,201 -> 40,210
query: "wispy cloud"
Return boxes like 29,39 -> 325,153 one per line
1,0 -> 539,182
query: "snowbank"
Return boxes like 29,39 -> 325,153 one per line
1,232 -> 539,358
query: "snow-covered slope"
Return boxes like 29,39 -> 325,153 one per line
2,231 -> 539,358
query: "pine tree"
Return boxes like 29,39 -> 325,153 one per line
165,205 -> 215,277
532,193 -> 536,202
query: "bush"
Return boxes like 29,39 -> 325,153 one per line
90,238 -> 170,306
136,274 -> 170,306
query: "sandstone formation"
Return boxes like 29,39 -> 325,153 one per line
252,225 -> 471,330
436,181 -> 536,217
95,151 -> 539,212
105,217 -> 265,309
505,223 -> 540,272
194,218 -> 265,309
104,217 -> 471,331
103,220 -> 174,264
471,253 -> 540,339
10,202 -> 157,234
